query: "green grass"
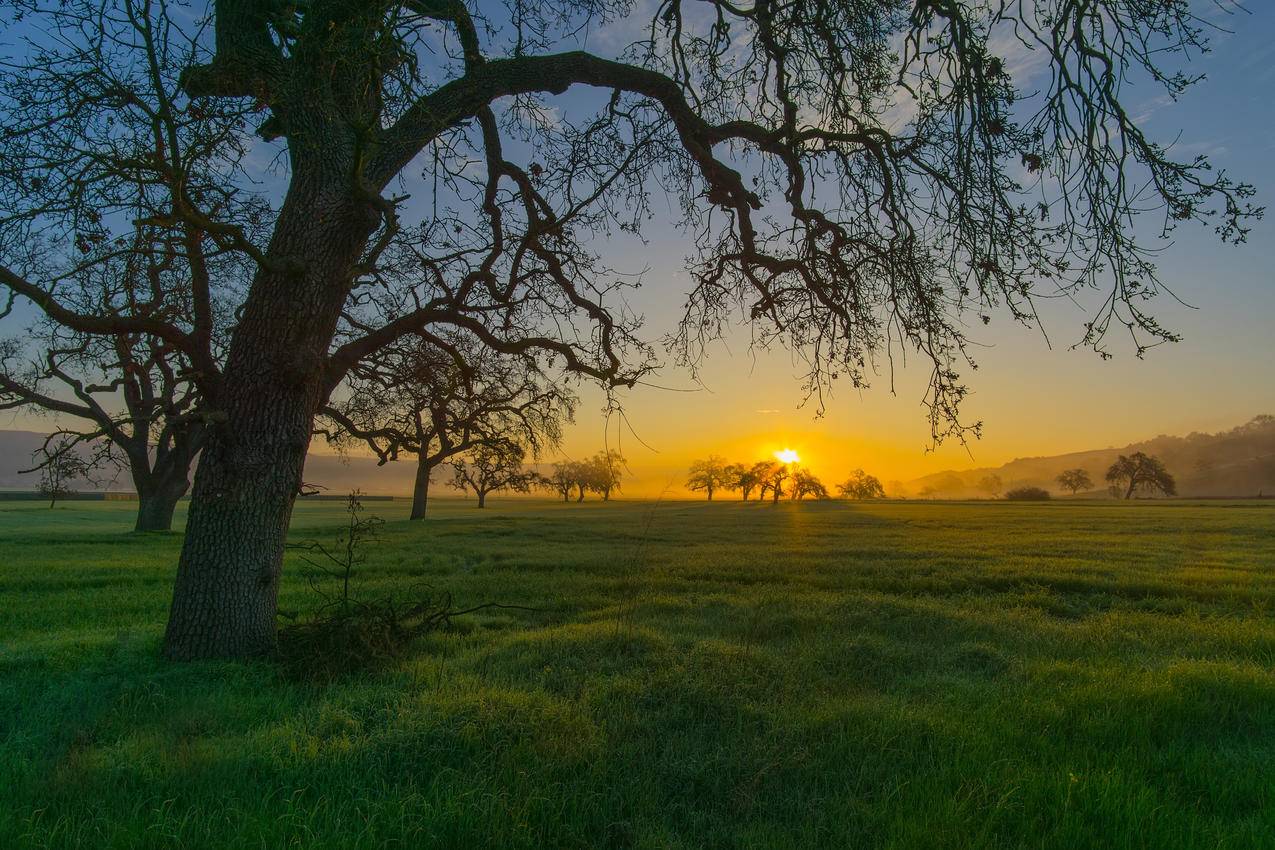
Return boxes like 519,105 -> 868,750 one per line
2,497 -> 1274,849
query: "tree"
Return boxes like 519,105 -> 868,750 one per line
0,6 -> 256,532
318,334 -> 571,519
730,463 -> 761,501
26,434 -> 95,509
544,461 -> 581,503
755,461 -> 789,504
838,470 -> 886,500
1056,468 -> 1093,496
1,0 -> 1257,658
790,468 -> 828,500
1106,453 -> 1177,500
687,455 -> 731,501
977,474 -> 1004,499
448,442 -> 539,508
587,450 -> 626,502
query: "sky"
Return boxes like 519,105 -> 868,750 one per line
1,1 -> 1272,496
535,2 -> 1275,494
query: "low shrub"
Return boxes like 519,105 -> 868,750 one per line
1005,486 -> 1051,501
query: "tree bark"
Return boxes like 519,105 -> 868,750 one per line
477,490 -> 487,508
409,456 -> 432,520
162,171 -> 378,661
134,475 -> 189,532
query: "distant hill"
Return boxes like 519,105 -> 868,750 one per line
0,429 -> 464,496
903,415 -> 1275,498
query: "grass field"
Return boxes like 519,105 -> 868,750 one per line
2,497 -> 1274,849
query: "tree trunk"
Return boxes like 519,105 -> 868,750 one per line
1125,479 -> 1136,499
409,456 -> 432,520
162,172 -> 378,661
477,490 -> 487,508
133,452 -> 192,532
134,476 -> 189,532
707,487 -> 714,501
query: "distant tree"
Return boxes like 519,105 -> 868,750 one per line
687,455 -> 732,501
733,463 -> 767,501
544,461 -> 581,502
790,468 -> 829,500
448,442 -> 540,508
720,463 -> 746,500
1056,468 -> 1093,496
838,469 -> 887,500
318,334 -> 571,519
587,451 -> 626,501
1106,452 -> 1177,499
26,435 -> 96,509
1005,486 -> 1051,501
755,461 -> 789,504
916,486 -> 938,500
977,474 -> 1004,499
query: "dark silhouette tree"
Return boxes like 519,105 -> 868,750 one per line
26,434 -> 97,509
687,455 -> 731,501
730,463 -> 761,501
1106,453 -> 1177,499
588,450 -> 625,502
544,461 -> 581,502
790,468 -> 829,500
0,5 -> 256,532
1,0 -> 1259,658
1056,468 -> 1093,496
755,461 -> 789,504
318,334 -> 571,519
838,469 -> 886,500
977,474 -> 1004,499
447,441 -> 539,508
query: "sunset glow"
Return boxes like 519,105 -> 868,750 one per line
775,448 -> 800,464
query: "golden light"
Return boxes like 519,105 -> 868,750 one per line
775,448 -> 800,464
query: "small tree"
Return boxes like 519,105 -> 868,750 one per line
1056,468 -> 1093,496
731,463 -> 762,501
755,461 -> 789,504
319,334 -> 571,520
687,455 -> 732,501
790,468 -> 829,500
588,450 -> 626,502
838,469 -> 887,500
544,462 -> 580,503
27,435 -> 95,508
1105,453 -> 1177,499
977,474 -> 1004,499
448,442 -> 539,508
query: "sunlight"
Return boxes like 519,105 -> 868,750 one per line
775,448 -> 800,464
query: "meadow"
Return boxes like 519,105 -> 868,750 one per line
2,497 -> 1274,849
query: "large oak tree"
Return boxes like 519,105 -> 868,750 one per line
0,0 -> 1259,659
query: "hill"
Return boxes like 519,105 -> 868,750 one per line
903,415 -> 1275,498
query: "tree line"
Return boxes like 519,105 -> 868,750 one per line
686,456 -> 887,502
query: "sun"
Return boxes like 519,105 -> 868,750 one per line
775,448 -> 800,464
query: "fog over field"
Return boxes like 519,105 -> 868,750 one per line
4,415 -> 1272,499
